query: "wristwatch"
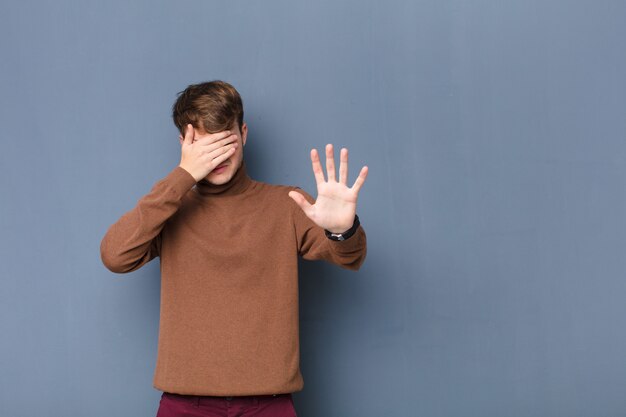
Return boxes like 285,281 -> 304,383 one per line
324,214 -> 360,241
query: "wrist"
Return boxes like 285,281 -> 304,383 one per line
325,215 -> 360,241
326,224 -> 352,234
179,164 -> 200,182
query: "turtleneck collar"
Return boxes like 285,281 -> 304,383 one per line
194,160 -> 253,197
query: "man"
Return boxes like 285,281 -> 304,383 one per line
100,80 -> 368,417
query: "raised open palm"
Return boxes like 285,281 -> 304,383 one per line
288,144 -> 368,233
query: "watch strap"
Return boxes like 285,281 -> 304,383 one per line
324,214 -> 360,241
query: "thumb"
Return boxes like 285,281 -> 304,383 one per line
288,190 -> 313,214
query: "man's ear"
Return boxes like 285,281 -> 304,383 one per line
179,134 -> 184,145
241,122 -> 248,147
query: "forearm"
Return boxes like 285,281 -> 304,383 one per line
100,166 -> 196,273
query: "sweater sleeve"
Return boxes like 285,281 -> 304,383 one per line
100,166 -> 197,274
290,187 -> 367,271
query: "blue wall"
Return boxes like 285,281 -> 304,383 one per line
1,1 -> 625,416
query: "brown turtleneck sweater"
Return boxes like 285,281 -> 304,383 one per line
99,161 -> 367,396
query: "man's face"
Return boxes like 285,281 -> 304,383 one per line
182,121 -> 248,185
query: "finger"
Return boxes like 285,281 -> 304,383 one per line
210,145 -> 237,166
183,124 -> 195,145
339,147 -> 348,185
200,133 -> 238,152
207,141 -> 238,159
325,143 -> 336,182
196,130 -> 232,145
351,166 -> 369,193
288,190 -> 314,216
310,148 -> 326,184
195,129 -> 233,145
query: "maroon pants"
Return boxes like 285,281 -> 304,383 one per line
156,391 -> 298,417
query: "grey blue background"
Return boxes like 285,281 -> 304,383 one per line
1,1 -> 625,416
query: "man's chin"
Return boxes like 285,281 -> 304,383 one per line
205,178 -> 230,185
204,170 -> 232,185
